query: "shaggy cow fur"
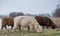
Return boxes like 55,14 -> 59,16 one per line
2,16 -> 14,29
35,16 -> 57,29
13,16 -> 43,32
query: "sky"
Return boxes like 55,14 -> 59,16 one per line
0,0 -> 60,15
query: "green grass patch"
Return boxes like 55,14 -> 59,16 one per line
0,29 -> 60,36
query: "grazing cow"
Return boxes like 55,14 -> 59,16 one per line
13,16 -> 43,32
35,16 -> 57,29
2,16 -> 14,29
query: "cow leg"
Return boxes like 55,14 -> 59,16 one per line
2,26 -> 4,29
11,26 -> 12,29
42,26 -> 44,29
28,26 -> 30,32
28,24 -> 33,32
2,26 -> 7,29
5,26 -> 7,29
11,26 -> 13,29
2,25 -> 7,29
19,25 -> 22,31
46,26 -> 49,29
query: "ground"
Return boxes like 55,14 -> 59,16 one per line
0,29 -> 60,36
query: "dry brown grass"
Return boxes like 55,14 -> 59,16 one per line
51,17 -> 60,27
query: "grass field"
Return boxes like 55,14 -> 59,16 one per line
0,29 -> 60,36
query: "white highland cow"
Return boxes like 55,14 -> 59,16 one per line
13,16 -> 43,32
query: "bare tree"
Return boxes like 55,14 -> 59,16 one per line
53,8 -> 60,17
53,3 -> 60,17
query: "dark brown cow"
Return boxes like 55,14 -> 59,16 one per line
35,16 -> 57,29
2,16 -> 14,29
